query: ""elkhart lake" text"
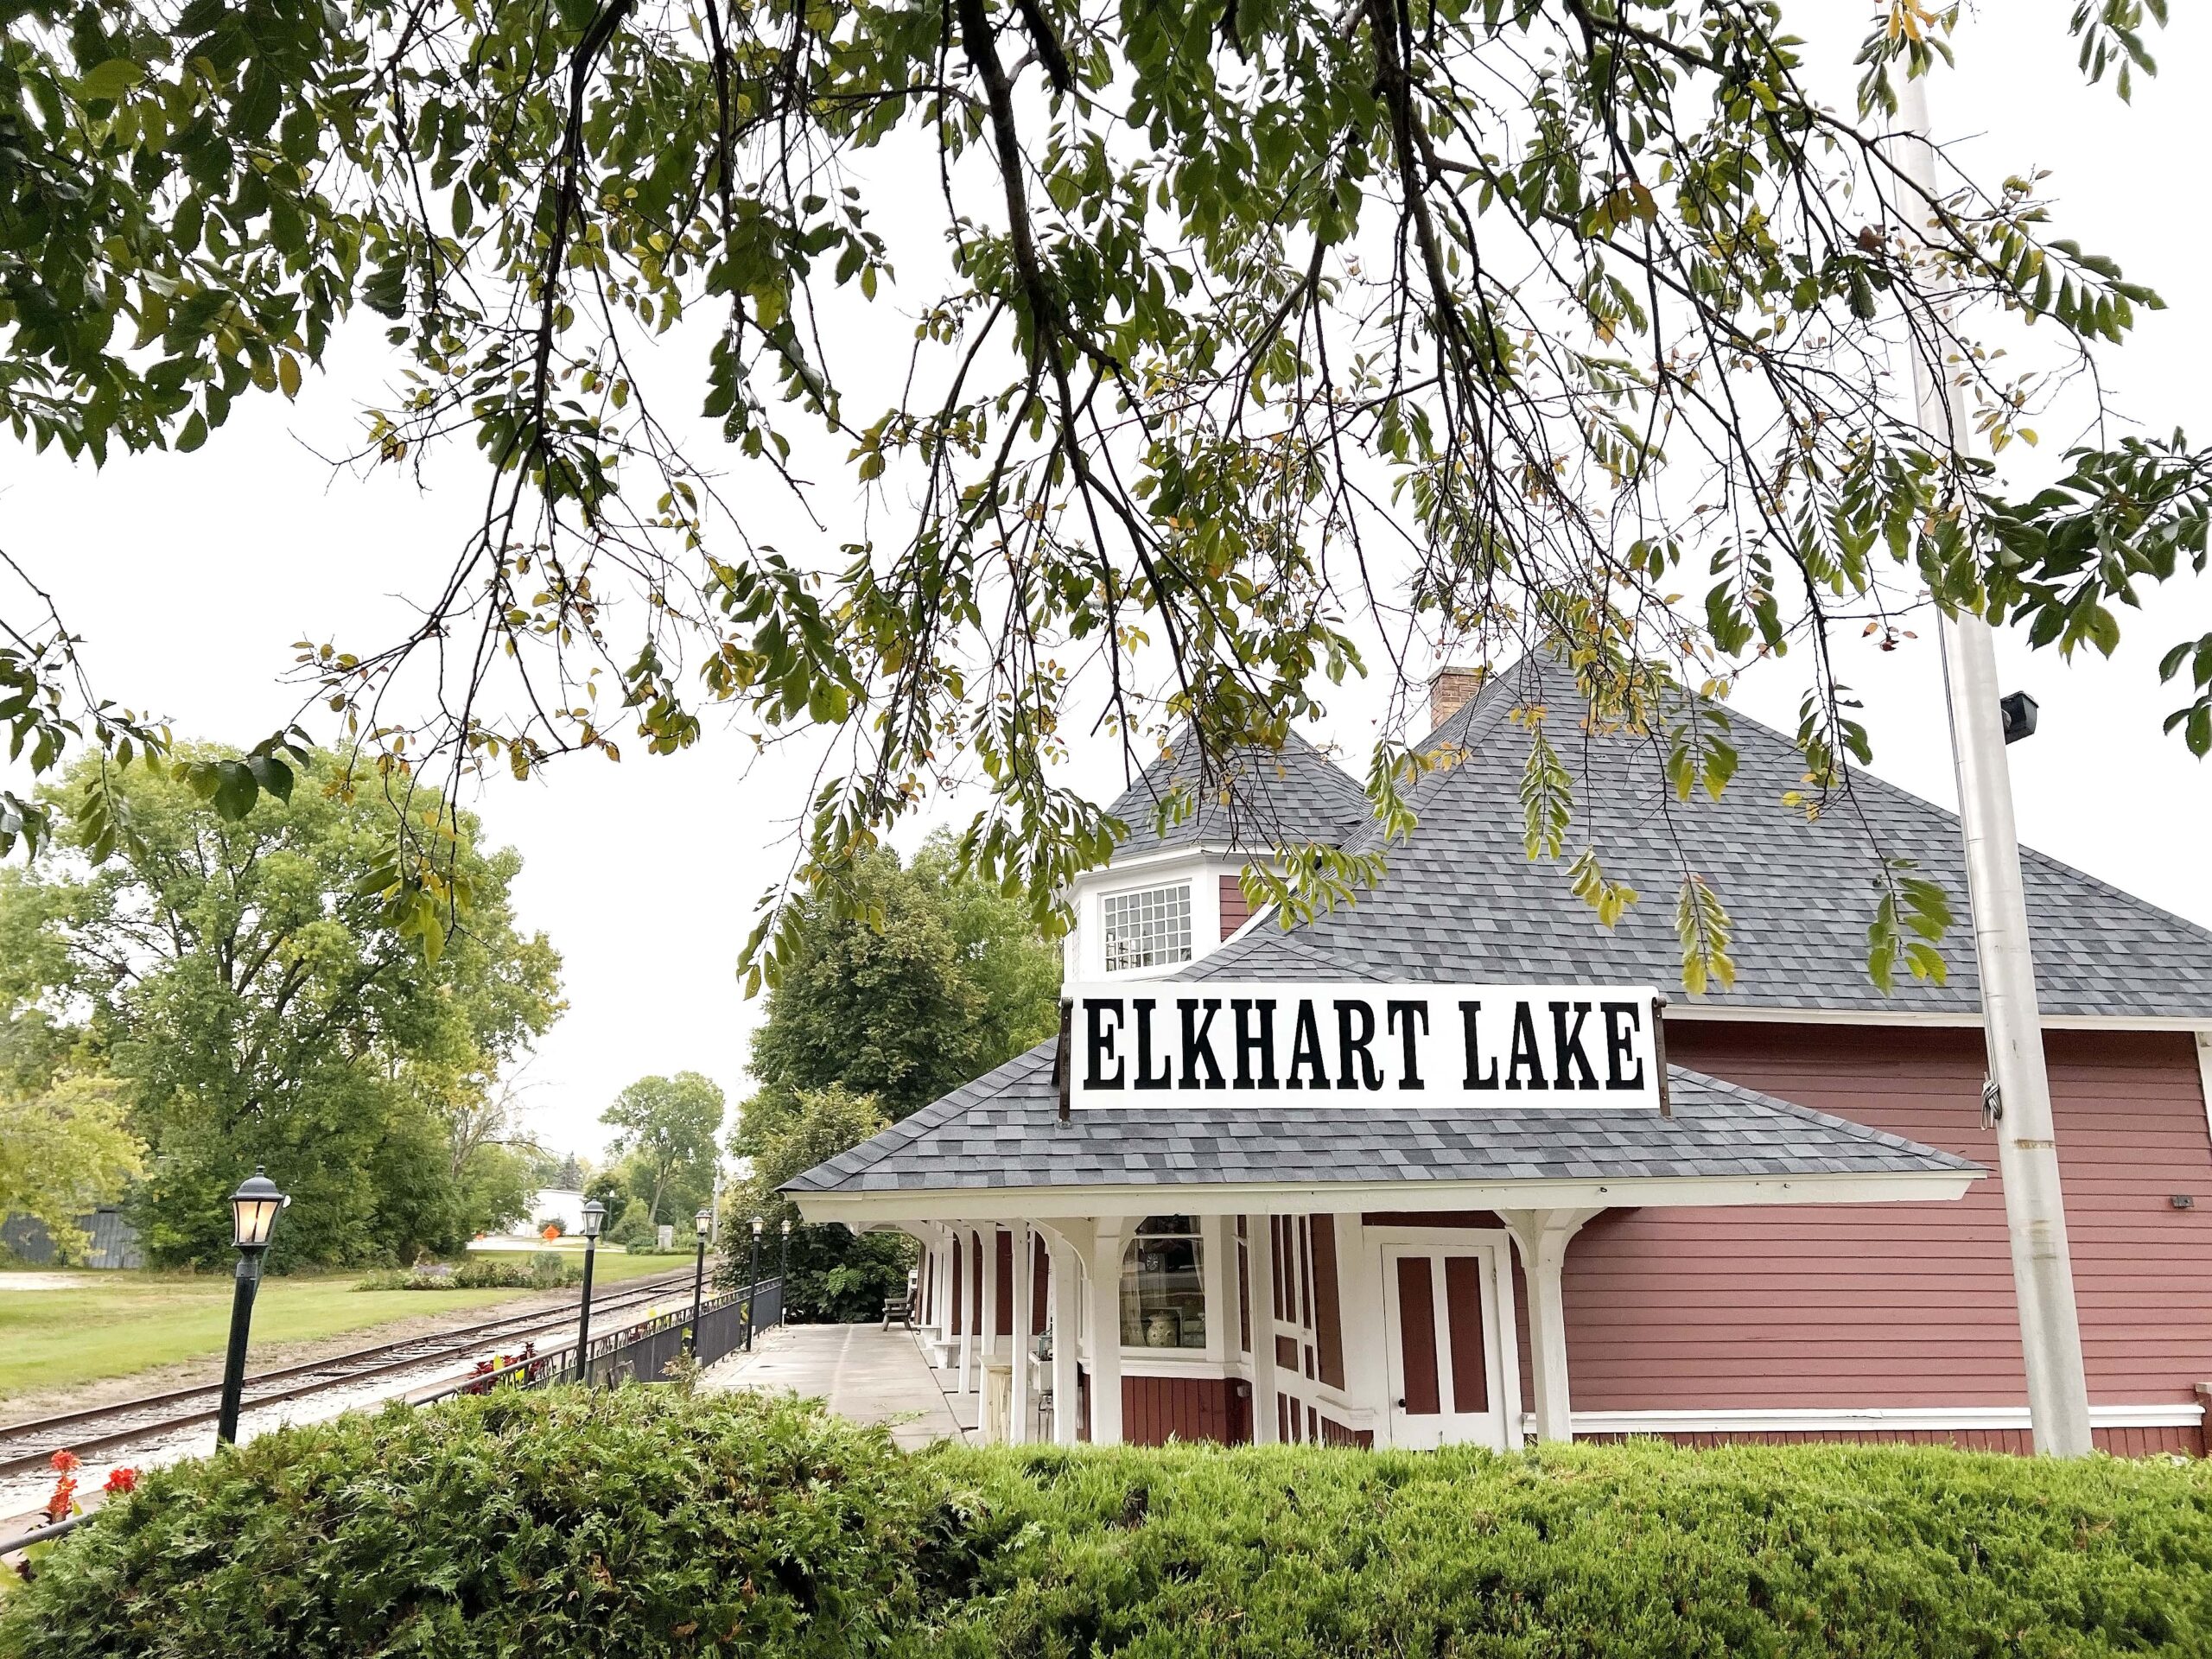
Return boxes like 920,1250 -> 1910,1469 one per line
1065,982 -> 1663,1112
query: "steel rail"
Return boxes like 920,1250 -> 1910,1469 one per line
0,1268 -> 698,1480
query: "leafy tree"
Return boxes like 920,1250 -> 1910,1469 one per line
582,1165 -> 630,1218
727,836 -> 1056,1317
0,1072 -> 143,1262
0,748 -> 564,1266
721,1086 -> 912,1323
601,1071 -> 725,1226
740,833 -> 1061,1149
5,3 -> 2209,995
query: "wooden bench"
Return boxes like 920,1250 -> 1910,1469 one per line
880,1294 -> 911,1331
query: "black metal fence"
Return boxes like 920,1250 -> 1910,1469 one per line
416,1275 -> 785,1404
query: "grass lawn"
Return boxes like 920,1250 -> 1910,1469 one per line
0,1249 -> 687,1406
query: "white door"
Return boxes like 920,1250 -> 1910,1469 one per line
1382,1245 -> 1510,1450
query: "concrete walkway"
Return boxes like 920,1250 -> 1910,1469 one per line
701,1325 -> 964,1449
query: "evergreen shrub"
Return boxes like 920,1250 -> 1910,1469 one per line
932,1439 -> 2212,1656
2,1392 -> 985,1656
11,1400 -> 2212,1657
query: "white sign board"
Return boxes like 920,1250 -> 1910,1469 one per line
1065,982 -> 1662,1111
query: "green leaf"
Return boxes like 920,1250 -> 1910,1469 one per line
76,60 -> 143,104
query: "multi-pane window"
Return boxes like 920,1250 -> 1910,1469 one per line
1122,1215 -> 1206,1350
1101,882 -> 1192,972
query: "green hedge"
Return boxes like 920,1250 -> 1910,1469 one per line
10,1392 -> 2212,1656
935,1440 -> 2212,1657
1,1391 -> 988,1657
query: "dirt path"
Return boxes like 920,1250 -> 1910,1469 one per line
0,1283 -> 615,1423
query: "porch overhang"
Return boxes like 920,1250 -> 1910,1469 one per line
790,1165 -> 1975,1229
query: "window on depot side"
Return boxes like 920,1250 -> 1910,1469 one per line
1122,1216 -> 1206,1351
1101,881 -> 1192,972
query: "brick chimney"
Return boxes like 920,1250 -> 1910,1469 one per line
1427,664 -> 1487,730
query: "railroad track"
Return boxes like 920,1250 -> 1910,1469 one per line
0,1268 -> 702,1480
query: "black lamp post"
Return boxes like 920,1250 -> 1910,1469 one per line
742,1217 -> 763,1350
779,1217 -> 791,1288
573,1198 -> 605,1385
685,1207 -> 711,1357
215,1167 -> 287,1446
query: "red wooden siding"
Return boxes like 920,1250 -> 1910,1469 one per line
1121,1375 -> 1243,1446
1030,1235 -> 1050,1335
1567,1022 -> 2212,1413
1312,1217 -> 1347,1389
1219,874 -> 1250,939
995,1230 -> 1014,1337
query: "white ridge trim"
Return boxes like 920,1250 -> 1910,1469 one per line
2196,1032 -> 2212,1158
1549,1402 -> 2203,1436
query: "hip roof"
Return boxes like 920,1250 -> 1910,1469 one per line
1188,658 -> 2212,1020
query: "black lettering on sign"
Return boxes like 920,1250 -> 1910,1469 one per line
1550,1001 -> 1598,1090
1504,1001 -> 1548,1090
1133,999 -> 1173,1090
1459,1001 -> 1500,1090
1286,998 -> 1331,1090
1335,1000 -> 1382,1090
1179,998 -> 1226,1090
1231,998 -> 1277,1090
1386,1001 -> 1428,1090
1601,1001 -> 1645,1090
1084,999 -> 1126,1089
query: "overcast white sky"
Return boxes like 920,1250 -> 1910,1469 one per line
3,3 -> 2208,1161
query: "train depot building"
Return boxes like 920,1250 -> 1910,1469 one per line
789,663 -> 2212,1454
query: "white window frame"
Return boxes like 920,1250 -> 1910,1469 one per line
1099,880 -> 1194,974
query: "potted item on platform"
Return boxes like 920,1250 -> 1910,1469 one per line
1146,1309 -> 1181,1348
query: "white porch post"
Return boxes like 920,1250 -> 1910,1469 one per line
918,1229 -> 944,1351
932,1232 -> 952,1351
1049,1233 -> 1082,1446
957,1225 -> 976,1395
1248,1212 -> 1278,1444
1087,1220 -> 1128,1446
980,1224 -> 1000,1363
1010,1223 -> 1033,1444
1500,1209 -> 1600,1444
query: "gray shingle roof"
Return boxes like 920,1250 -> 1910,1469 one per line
1189,658 -> 2212,1019
1105,728 -> 1374,856
785,1040 -> 1980,1194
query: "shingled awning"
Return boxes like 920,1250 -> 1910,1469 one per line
785,1039 -> 1980,1224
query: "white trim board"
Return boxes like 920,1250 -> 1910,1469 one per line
2196,1032 -> 2212,1158
1551,1402 -> 2203,1436
791,1168 -> 1978,1227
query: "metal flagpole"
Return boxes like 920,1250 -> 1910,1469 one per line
1893,71 -> 2092,1457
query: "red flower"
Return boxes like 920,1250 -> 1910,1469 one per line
103,1466 -> 138,1496
48,1449 -> 80,1474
